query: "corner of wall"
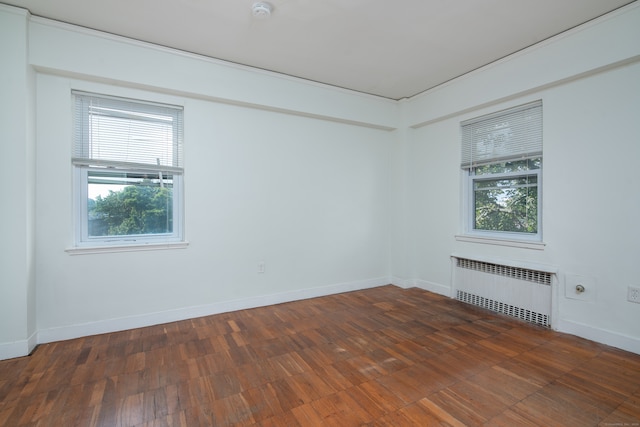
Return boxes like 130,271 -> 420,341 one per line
0,2 -> 37,361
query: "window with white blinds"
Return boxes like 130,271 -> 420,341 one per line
461,100 -> 542,169
73,92 -> 183,172
72,91 -> 185,248
460,101 -> 543,242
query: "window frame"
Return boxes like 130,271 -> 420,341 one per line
71,91 -> 185,249
75,166 -> 184,246
460,101 -> 543,243
464,164 -> 542,242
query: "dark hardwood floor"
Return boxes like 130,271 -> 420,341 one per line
1,285 -> 639,426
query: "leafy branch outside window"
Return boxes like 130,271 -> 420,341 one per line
471,158 -> 540,235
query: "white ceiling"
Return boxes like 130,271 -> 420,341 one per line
3,0 -> 635,99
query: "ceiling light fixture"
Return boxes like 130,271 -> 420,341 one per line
252,2 -> 273,19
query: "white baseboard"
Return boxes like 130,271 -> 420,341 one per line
0,331 -> 37,360
557,319 -> 640,355
28,330 -> 38,354
390,277 -> 450,296
36,277 -> 390,346
0,340 -> 29,361
18,278 -> 638,358
390,276 -> 412,289
412,279 -> 451,297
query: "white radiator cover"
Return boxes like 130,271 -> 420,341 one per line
452,256 -> 554,327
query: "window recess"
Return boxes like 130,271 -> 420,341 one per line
461,100 -> 542,241
72,91 -> 184,247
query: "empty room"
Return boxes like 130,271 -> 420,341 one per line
1,0 -> 639,425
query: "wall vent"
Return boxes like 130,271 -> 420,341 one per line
456,258 -> 552,285
453,256 -> 553,328
456,290 -> 549,327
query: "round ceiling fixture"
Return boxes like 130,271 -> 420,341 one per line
252,2 -> 273,19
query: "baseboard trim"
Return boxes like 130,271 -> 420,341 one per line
6,281 -> 638,359
390,276 -> 412,289
27,330 -> 38,354
0,341 -> 29,361
412,279 -> 450,297
557,319 -> 640,355
0,330 -> 37,360
36,277 -> 389,346
390,277 -> 450,296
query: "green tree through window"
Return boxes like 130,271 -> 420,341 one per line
87,172 -> 174,237
473,159 -> 539,234
88,176 -> 174,237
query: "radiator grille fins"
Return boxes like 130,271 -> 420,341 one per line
453,257 -> 553,328
456,258 -> 552,286
456,290 -> 550,327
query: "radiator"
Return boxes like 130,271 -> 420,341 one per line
452,256 -> 553,327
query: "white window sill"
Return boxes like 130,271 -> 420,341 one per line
66,241 -> 189,255
455,234 -> 545,250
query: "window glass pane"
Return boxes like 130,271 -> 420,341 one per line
475,157 -> 541,175
474,175 -> 537,189
473,174 -> 538,234
88,170 -> 173,237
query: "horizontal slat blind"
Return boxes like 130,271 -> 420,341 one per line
461,100 -> 542,169
73,92 -> 183,171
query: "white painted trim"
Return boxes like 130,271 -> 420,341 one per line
455,234 -> 546,250
0,330 -> 37,360
66,241 -> 189,255
0,3 -> 30,16
0,341 -> 28,361
6,280 -> 638,359
412,279 -> 450,297
557,318 -> 640,355
390,277 -> 450,296
36,277 -> 389,345
390,276 -> 412,289
27,331 -> 38,354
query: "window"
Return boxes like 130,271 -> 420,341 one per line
461,101 -> 542,241
73,92 -> 184,247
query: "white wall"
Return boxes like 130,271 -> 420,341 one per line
1,3 -> 639,359
35,75 -> 393,340
401,4 -> 640,353
2,9 -> 398,356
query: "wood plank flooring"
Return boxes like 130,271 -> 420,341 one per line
1,285 -> 639,426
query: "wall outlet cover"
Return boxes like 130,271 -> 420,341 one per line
565,274 -> 596,302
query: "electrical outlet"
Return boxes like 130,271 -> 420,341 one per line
628,286 -> 640,304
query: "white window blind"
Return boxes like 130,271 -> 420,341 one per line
73,92 -> 184,172
461,100 -> 542,169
